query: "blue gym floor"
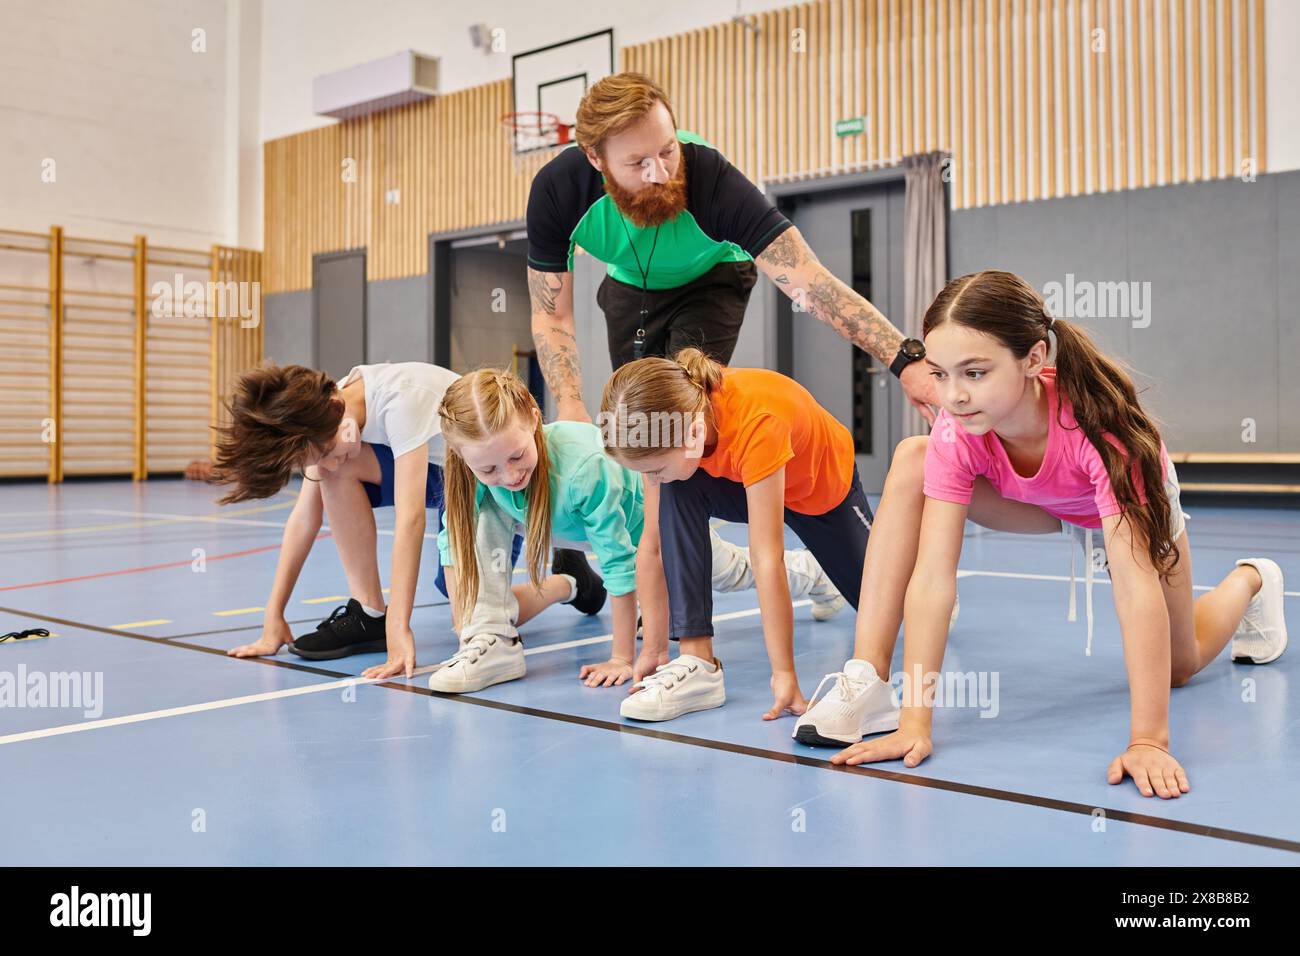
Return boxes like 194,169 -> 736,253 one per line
1,478 -> 1297,865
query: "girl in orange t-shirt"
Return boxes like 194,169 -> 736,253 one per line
600,347 -> 873,722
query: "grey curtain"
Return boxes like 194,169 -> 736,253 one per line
902,151 -> 948,437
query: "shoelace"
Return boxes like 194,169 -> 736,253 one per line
634,659 -> 698,694
1066,527 -> 1098,657
446,635 -> 498,667
805,670 -> 869,712
1,628 -> 49,643
321,604 -> 356,632
1237,598 -> 1274,641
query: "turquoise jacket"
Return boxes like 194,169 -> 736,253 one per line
437,421 -> 645,596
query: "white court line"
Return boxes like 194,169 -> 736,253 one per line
8,564 -> 1295,744
956,568 -> 1300,598
2,600 -> 789,742
409,600 -> 815,675
0,676 -> 378,747
93,508 -> 451,541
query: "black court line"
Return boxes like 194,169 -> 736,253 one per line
5,602 -> 1299,857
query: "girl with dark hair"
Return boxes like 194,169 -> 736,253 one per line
798,271 -> 1287,800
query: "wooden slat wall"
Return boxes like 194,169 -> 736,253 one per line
262,0 -> 1268,293
0,229 -> 54,478
143,245 -> 218,475
264,79 -> 550,293
60,234 -> 137,477
0,228 -> 261,480
207,245 -> 265,464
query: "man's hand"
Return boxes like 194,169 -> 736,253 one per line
898,360 -> 939,424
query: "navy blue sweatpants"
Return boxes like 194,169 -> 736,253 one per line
657,466 -> 873,639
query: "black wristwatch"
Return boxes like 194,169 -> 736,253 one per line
888,337 -> 926,378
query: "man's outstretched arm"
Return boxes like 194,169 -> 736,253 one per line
527,267 -> 590,423
754,226 -> 937,421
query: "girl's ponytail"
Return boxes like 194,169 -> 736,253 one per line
925,271 -> 1177,578
600,348 -> 721,462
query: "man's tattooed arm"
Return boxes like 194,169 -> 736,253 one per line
754,228 -> 819,287
754,227 -> 904,365
804,274 -> 904,366
528,268 -> 564,316
527,267 -> 585,408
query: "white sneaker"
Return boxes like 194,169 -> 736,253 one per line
427,634 -> 526,692
792,659 -> 900,746
1231,558 -> 1288,665
786,548 -> 846,621
810,592 -> 846,621
619,654 -> 725,721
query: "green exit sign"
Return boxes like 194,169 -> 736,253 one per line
834,116 -> 867,137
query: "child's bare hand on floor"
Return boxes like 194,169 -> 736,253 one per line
764,670 -> 807,720
579,657 -> 633,687
229,618 -> 292,658
831,728 -> 933,768
1107,742 -> 1191,799
362,627 -> 417,680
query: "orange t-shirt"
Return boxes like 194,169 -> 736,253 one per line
699,367 -> 854,515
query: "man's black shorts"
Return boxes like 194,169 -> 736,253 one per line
597,260 -> 758,371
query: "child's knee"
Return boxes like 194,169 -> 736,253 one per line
887,435 -> 928,483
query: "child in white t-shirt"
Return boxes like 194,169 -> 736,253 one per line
211,362 -> 547,678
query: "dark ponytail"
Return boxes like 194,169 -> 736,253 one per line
925,271 -> 1177,579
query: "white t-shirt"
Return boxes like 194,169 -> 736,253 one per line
337,362 -> 460,467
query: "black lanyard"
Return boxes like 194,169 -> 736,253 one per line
618,216 -> 661,361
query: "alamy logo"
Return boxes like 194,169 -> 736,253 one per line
49,886 -> 151,936
0,666 -> 103,718
1041,273 -> 1152,328
150,276 -> 261,328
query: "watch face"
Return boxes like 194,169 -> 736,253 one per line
901,338 -> 926,360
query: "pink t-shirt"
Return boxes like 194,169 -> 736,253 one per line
922,368 -> 1169,529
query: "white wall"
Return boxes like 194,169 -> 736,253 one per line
0,0 -> 254,248
3,0 -> 1295,254
256,0 -> 797,144
1265,0 -> 1300,173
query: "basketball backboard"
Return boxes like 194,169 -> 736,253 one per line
508,29 -> 615,155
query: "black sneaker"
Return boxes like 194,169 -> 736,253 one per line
551,548 -> 607,616
290,599 -> 387,660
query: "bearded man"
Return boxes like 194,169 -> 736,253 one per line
524,71 -> 937,423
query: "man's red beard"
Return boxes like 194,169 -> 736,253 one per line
602,154 -> 688,228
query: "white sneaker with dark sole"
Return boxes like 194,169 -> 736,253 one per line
1231,558 -> 1288,665
427,634 -> 526,693
620,655 -> 725,721
792,659 -> 900,746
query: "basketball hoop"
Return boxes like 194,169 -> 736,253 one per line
501,111 -> 574,171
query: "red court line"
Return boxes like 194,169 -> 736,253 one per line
0,533 -> 333,592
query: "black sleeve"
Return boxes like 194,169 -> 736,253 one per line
526,148 -> 599,273
684,143 -> 793,260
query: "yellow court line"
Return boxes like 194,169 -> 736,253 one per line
212,606 -> 265,617
111,619 -> 171,629
302,595 -> 348,604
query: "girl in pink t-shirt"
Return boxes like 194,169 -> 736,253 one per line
795,270 -> 1288,800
